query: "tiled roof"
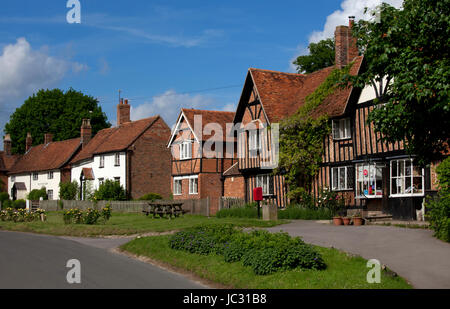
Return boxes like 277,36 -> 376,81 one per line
9,138 -> 81,174
0,152 -> 21,172
248,56 -> 363,123
82,168 -> 94,180
71,116 -> 160,164
180,109 -> 235,142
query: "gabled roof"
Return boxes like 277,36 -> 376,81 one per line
9,138 -> 81,175
71,116 -> 160,164
234,56 -> 363,124
0,152 -> 21,172
168,109 -> 235,146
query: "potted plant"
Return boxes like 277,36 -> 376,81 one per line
332,216 -> 343,225
352,212 -> 364,226
342,216 -> 351,225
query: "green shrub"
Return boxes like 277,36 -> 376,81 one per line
138,193 -> 163,201
59,181 -> 79,200
2,199 -> 12,209
13,199 -> 26,210
170,225 -> 326,275
216,207 -> 258,218
278,205 -> 333,220
0,192 -> 9,204
426,157 -> 450,242
93,179 -> 127,201
83,208 -> 101,225
63,207 -> 111,225
27,187 -> 48,201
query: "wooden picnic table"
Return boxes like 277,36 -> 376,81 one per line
142,201 -> 185,219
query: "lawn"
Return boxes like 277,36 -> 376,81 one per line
0,212 -> 287,237
120,235 -> 412,289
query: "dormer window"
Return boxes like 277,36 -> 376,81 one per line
332,118 -> 351,140
180,141 -> 192,160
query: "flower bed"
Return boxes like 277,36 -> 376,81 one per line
63,204 -> 111,225
169,224 -> 326,275
0,208 -> 46,222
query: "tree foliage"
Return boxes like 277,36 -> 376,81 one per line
4,88 -> 111,154
93,179 -> 127,201
59,181 -> 79,200
292,38 -> 335,73
349,0 -> 450,165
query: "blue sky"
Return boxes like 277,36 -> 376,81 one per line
0,0 -> 402,141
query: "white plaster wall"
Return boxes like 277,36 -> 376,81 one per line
71,152 -> 127,192
358,77 -> 390,104
8,170 -> 61,200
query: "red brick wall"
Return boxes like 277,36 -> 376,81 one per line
223,175 -> 245,199
0,172 -> 8,193
128,117 -> 172,199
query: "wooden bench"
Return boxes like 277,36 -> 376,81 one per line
142,201 -> 185,219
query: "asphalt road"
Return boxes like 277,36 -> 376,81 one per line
0,231 -> 205,289
267,220 -> 450,289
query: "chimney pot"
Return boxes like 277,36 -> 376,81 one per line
117,98 -> 131,126
26,132 -> 32,152
81,118 -> 92,148
44,133 -> 53,144
4,134 -> 12,156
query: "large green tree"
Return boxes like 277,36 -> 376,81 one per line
292,38 -> 335,73
349,0 -> 450,165
5,88 -> 111,154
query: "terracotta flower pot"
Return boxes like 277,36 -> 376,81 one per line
342,217 -> 351,225
333,217 -> 343,226
353,217 -> 364,226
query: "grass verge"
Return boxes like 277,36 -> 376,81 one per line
120,235 -> 412,289
0,212 -> 287,237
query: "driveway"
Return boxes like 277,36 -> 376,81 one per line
0,231 -> 205,289
267,221 -> 450,289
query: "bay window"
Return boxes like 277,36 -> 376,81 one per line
390,159 -> 424,196
356,163 -> 383,198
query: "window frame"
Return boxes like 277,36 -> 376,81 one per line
331,166 -> 354,191
332,118 -> 352,140
173,178 -> 182,195
390,159 -> 424,197
249,129 -> 261,151
11,176 -> 15,182
114,177 -> 120,183
355,162 -> 383,199
179,141 -> 192,160
47,189 -> 53,200
188,176 -> 198,195
99,155 -> 105,168
98,178 -> 104,186
32,172 -> 38,181
256,174 -> 274,196
114,153 -> 120,166
48,171 -> 54,180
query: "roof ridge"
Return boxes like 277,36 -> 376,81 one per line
182,108 -> 235,114
249,67 -> 305,77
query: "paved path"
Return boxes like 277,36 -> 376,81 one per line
0,231 -> 204,289
267,221 -> 450,289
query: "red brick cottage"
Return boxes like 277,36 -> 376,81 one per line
168,108 -> 237,214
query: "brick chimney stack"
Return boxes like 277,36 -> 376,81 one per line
117,98 -> 131,126
334,16 -> 359,68
80,119 -> 92,148
25,132 -> 32,152
4,134 -> 11,156
44,133 -> 53,144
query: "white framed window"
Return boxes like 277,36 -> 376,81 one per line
390,159 -> 424,197
11,176 -> 15,182
48,171 -> 54,179
249,130 -> 261,151
356,163 -> 383,198
99,155 -> 105,168
179,141 -> 192,160
256,174 -> 274,196
189,176 -> 198,194
114,177 -> 120,183
33,172 -> 38,181
173,178 -> 182,195
99,178 -> 104,186
47,190 -> 53,200
115,153 -> 120,166
332,118 -> 351,140
331,166 -> 354,191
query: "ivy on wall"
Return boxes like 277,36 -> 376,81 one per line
276,64 -> 353,203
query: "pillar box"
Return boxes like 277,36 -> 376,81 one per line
253,187 -> 263,201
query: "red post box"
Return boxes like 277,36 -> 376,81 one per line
253,187 -> 263,201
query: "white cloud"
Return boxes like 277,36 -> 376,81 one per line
130,90 -> 215,127
309,0 -> 403,43
0,38 -> 87,140
288,44 -> 309,73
